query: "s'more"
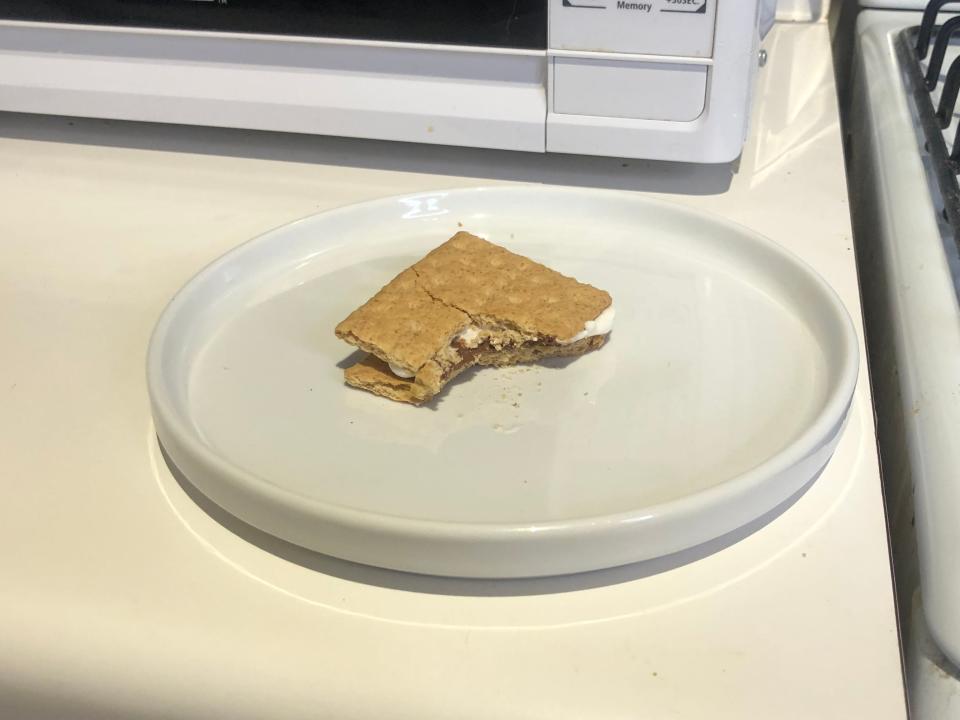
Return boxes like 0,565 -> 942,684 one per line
335,232 -> 614,404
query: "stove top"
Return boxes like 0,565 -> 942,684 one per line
848,2 -> 960,688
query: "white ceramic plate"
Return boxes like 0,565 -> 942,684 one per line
148,186 -> 858,578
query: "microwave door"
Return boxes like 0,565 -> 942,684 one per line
0,0 -> 548,48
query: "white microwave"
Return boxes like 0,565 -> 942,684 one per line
0,1 -> 765,163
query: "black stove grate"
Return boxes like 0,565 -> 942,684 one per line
897,21 -> 960,245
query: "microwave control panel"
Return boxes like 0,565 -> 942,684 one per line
550,0 -> 718,58
547,0 -> 762,162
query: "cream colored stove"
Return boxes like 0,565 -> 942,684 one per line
0,18 -> 905,720
848,2 -> 960,716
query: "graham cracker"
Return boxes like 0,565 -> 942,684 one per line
412,232 -> 611,341
344,335 -> 608,406
335,232 -> 612,404
335,268 -> 468,373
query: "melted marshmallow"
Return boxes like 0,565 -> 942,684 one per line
559,305 -> 616,345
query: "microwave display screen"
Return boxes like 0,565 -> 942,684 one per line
0,0 -> 547,49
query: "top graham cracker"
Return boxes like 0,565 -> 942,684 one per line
334,232 -> 612,372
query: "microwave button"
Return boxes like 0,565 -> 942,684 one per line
549,0 -> 717,58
